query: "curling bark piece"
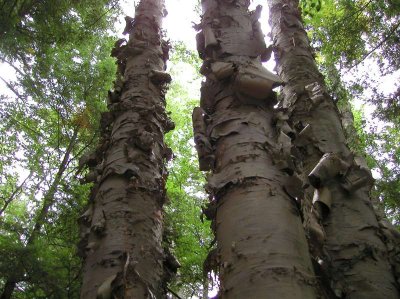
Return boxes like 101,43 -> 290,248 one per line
97,274 -> 117,299
196,31 -> 206,59
341,167 -> 372,193
261,45 -> 273,62
204,26 -> 219,49
270,130 -> 296,175
283,172 -> 304,201
149,70 -> 172,86
210,61 -> 235,81
250,5 -> 265,43
192,107 -> 214,171
124,41 -> 147,58
107,90 -> 120,106
203,248 -> 219,274
79,150 -> 98,169
123,16 -> 135,35
341,156 -> 374,193
279,121 -> 295,138
308,153 -> 349,219
111,38 -> 127,58
294,123 -> 314,147
273,110 -> 295,139
77,204 -> 94,259
305,82 -> 327,107
308,153 -> 350,189
100,111 -> 114,133
164,247 -> 181,277
379,219 -> 400,241
312,187 -> 331,219
201,200 -> 217,222
234,63 -> 284,102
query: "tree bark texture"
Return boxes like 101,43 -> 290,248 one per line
194,0 -> 318,298
78,1 -> 175,298
268,0 -> 400,298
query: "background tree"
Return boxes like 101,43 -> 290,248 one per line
268,0 -> 400,297
300,0 -> 400,224
78,0 -> 177,297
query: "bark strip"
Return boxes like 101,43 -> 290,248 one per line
195,1 -> 317,298
268,0 -> 400,297
79,1 -> 175,298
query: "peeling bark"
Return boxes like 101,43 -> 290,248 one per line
79,1 -> 175,298
194,1 -> 317,298
268,0 -> 400,297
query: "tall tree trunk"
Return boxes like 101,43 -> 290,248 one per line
78,0 -> 175,298
0,130 -> 78,299
194,1 -> 317,298
268,0 -> 400,297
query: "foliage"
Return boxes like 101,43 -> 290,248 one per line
302,0 -> 400,71
353,104 -> 400,224
0,0 -> 119,297
0,0 -> 120,61
1,0 -> 399,297
164,45 -> 213,297
170,41 -> 202,74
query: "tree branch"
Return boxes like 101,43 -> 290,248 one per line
349,20 -> 400,70
167,287 -> 183,299
0,172 -> 33,216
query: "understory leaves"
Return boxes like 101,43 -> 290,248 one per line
0,0 -> 118,297
164,44 -> 213,297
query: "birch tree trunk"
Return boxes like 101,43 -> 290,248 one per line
79,0 -> 175,298
194,0 -> 317,297
268,0 -> 400,297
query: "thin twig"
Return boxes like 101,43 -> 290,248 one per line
0,172 -> 33,216
167,287 -> 183,299
348,21 -> 400,70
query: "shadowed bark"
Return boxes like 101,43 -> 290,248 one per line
78,0 -> 176,298
268,0 -> 400,297
194,0 -> 318,298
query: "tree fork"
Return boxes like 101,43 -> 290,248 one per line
79,0 -> 176,298
194,0 -> 317,297
268,0 -> 400,297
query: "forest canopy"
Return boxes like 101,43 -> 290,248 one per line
0,0 -> 399,298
